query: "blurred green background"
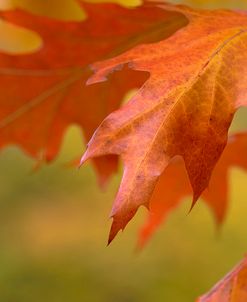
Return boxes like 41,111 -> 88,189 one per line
1,1 -> 247,302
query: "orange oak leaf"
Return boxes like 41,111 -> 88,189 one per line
197,256 -> 247,302
0,2 -> 187,185
82,2 -> 247,242
138,132 -> 247,248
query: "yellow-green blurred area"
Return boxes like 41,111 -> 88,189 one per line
0,0 -> 247,301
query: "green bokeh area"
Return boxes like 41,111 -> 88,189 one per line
1,1 -> 247,301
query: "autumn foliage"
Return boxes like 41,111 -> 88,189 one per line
1,0 -> 247,300
197,257 -> 247,302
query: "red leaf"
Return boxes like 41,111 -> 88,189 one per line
197,256 -> 247,302
82,3 -> 247,242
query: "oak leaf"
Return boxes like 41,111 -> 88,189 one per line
0,2 -> 186,185
82,2 -> 247,242
197,256 -> 247,302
